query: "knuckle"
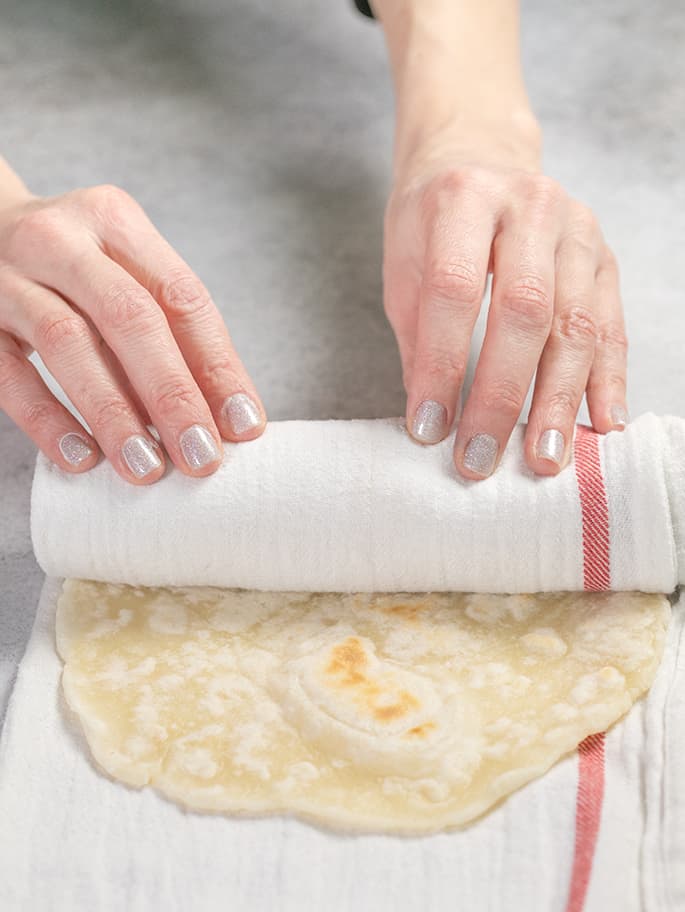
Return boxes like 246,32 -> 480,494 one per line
553,305 -> 597,345
89,395 -> 131,431
546,388 -> 579,416
423,261 -> 483,308
568,204 -> 600,243
84,183 -> 134,218
429,168 -> 471,199
22,399 -> 61,432
564,231 -> 597,258
160,272 -> 212,319
609,371 -> 627,393
479,377 -> 526,418
589,370 -> 626,396
99,283 -> 158,332
151,377 -> 199,417
603,370 -> 627,392
499,277 -> 552,328
414,347 -> 467,383
0,348 -> 26,388
420,167 -> 484,215
194,354 -> 237,391
596,320 -> 628,352
527,174 -> 562,206
573,202 -> 599,229
11,207 -> 66,253
522,174 -> 566,213
35,313 -> 88,357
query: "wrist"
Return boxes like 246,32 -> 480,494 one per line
393,109 -> 543,183
375,0 -> 540,178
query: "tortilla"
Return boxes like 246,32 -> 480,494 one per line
56,580 -> 669,834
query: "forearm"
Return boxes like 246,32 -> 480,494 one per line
371,0 -> 541,176
0,157 -> 32,208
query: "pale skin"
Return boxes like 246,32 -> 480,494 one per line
0,0 -> 628,485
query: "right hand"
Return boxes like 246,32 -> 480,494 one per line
0,184 -> 266,483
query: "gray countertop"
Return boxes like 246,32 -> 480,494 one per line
1,0 -> 684,730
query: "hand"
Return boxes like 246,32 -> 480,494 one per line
383,135 -> 628,479
0,185 -> 266,483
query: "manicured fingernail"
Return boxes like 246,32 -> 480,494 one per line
411,399 -> 448,444
463,433 -> 498,477
222,393 -> 262,436
537,428 -> 565,465
179,424 -> 220,469
58,432 -> 93,466
611,405 -> 629,429
122,435 -> 162,478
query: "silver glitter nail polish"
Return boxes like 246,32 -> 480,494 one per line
179,424 -> 220,469
222,393 -> 262,436
611,405 -> 629,429
122,435 -> 162,478
58,432 -> 93,466
537,428 -> 565,465
463,433 -> 498,477
412,400 -> 447,444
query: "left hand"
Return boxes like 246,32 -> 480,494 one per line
383,135 -> 628,480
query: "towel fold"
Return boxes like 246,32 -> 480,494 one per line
30,412 -> 685,593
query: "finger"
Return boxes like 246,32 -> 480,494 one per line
0,329 -> 100,472
2,269 -> 165,484
92,194 -> 266,442
524,233 -> 601,474
454,213 -> 558,479
11,293 -> 150,424
47,249 -> 224,476
407,198 -> 495,444
585,247 -> 629,433
79,310 -> 151,424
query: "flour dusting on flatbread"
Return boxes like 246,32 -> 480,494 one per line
56,581 -> 669,833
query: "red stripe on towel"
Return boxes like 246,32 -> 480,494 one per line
573,425 -> 611,591
565,732 -> 606,912
565,425 -> 610,912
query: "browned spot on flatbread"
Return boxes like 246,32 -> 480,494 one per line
326,638 -> 421,723
326,637 -> 368,686
372,690 -> 420,722
380,601 -> 427,622
405,721 -> 436,738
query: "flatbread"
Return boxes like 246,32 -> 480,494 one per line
56,581 -> 670,834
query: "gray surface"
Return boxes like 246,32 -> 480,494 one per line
1,0 -> 684,730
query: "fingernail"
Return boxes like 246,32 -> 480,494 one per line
610,405 -> 629,429
463,433 -> 498,477
59,432 -> 93,466
122,435 -> 162,478
179,424 -> 220,469
411,399 -> 448,444
222,393 -> 262,436
537,428 -> 565,465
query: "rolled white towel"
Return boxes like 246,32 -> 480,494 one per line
29,412 -> 685,593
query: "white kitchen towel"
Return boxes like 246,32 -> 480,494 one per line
30,412 -> 685,592
0,578 -> 682,912
7,412 -> 685,911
